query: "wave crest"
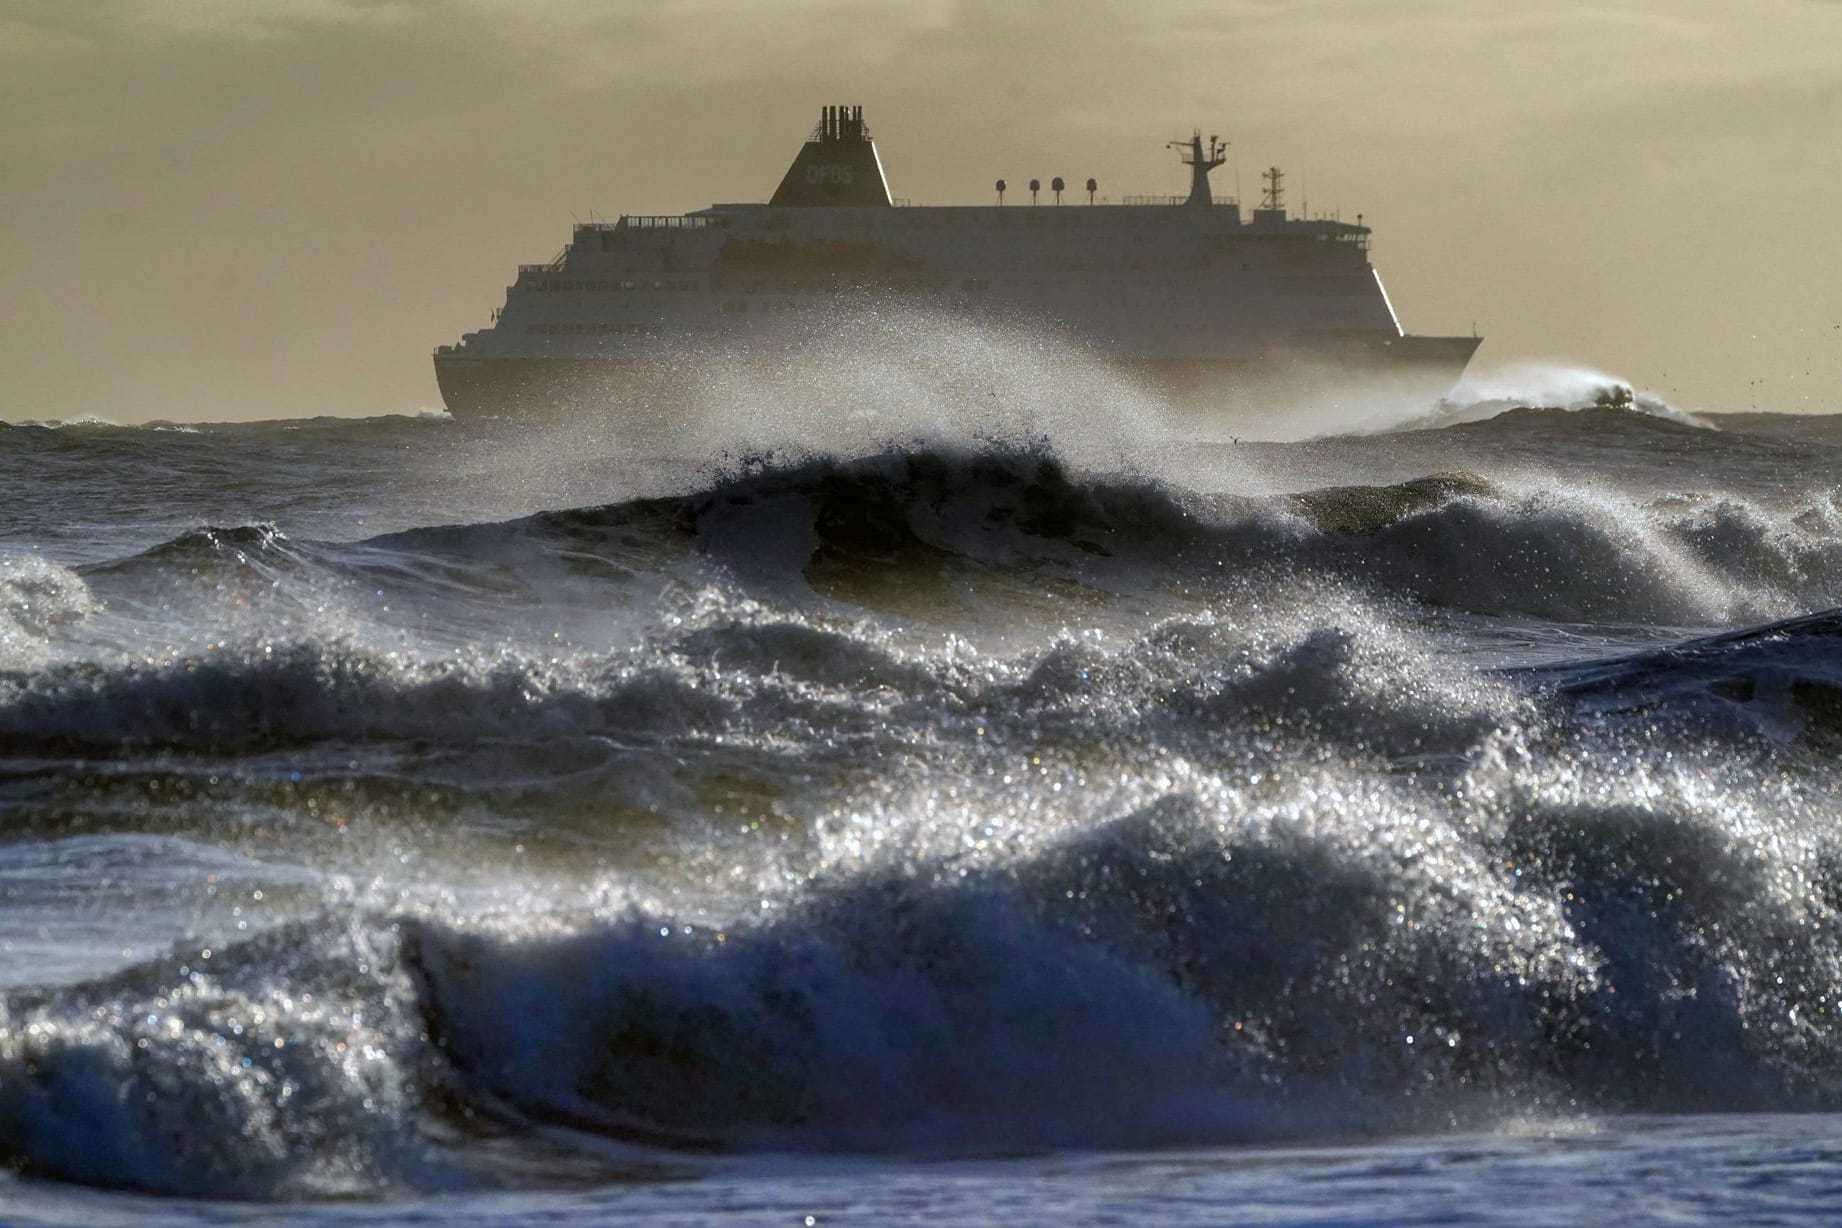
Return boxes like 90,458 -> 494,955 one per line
0,555 -> 96,664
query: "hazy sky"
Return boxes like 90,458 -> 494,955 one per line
4,0 -> 1840,422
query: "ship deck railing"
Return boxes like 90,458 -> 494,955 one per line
561,216 -> 724,237
607,215 -> 720,231
519,245 -> 570,274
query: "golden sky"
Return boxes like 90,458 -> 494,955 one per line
3,0 -> 1840,421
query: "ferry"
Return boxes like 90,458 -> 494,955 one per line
434,106 -> 1480,420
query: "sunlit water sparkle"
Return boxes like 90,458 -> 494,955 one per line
4,362 -> 1842,1223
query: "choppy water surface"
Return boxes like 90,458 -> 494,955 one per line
4,363 -> 1842,1224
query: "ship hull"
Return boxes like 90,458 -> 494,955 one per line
434,334 -> 1481,429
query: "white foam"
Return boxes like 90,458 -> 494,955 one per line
0,554 -> 97,666
1435,360 -> 1712,429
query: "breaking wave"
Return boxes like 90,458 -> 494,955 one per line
1420,362 -> 1713,432
6,422 -> 1842,1202
5,717 -> 1842,1196
73,442 -> 1840,628
0,554 -> 96,665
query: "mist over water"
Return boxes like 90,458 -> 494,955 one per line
3,335 -> 1842,1222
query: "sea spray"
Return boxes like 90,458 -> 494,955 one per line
2,407 -> 1841,1215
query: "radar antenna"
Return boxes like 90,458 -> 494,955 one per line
1169,131 -> 1228,207
1261,166 -> 1285,213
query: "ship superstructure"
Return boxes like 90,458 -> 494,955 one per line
434,106 -> 1479,418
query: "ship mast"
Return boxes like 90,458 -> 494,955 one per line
1169,131 -> 1228,206
1261,166 -> 1285,212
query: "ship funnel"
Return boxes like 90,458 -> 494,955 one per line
769,105 -> 894,207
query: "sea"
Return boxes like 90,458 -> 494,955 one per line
4,344 -> 1842,1225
